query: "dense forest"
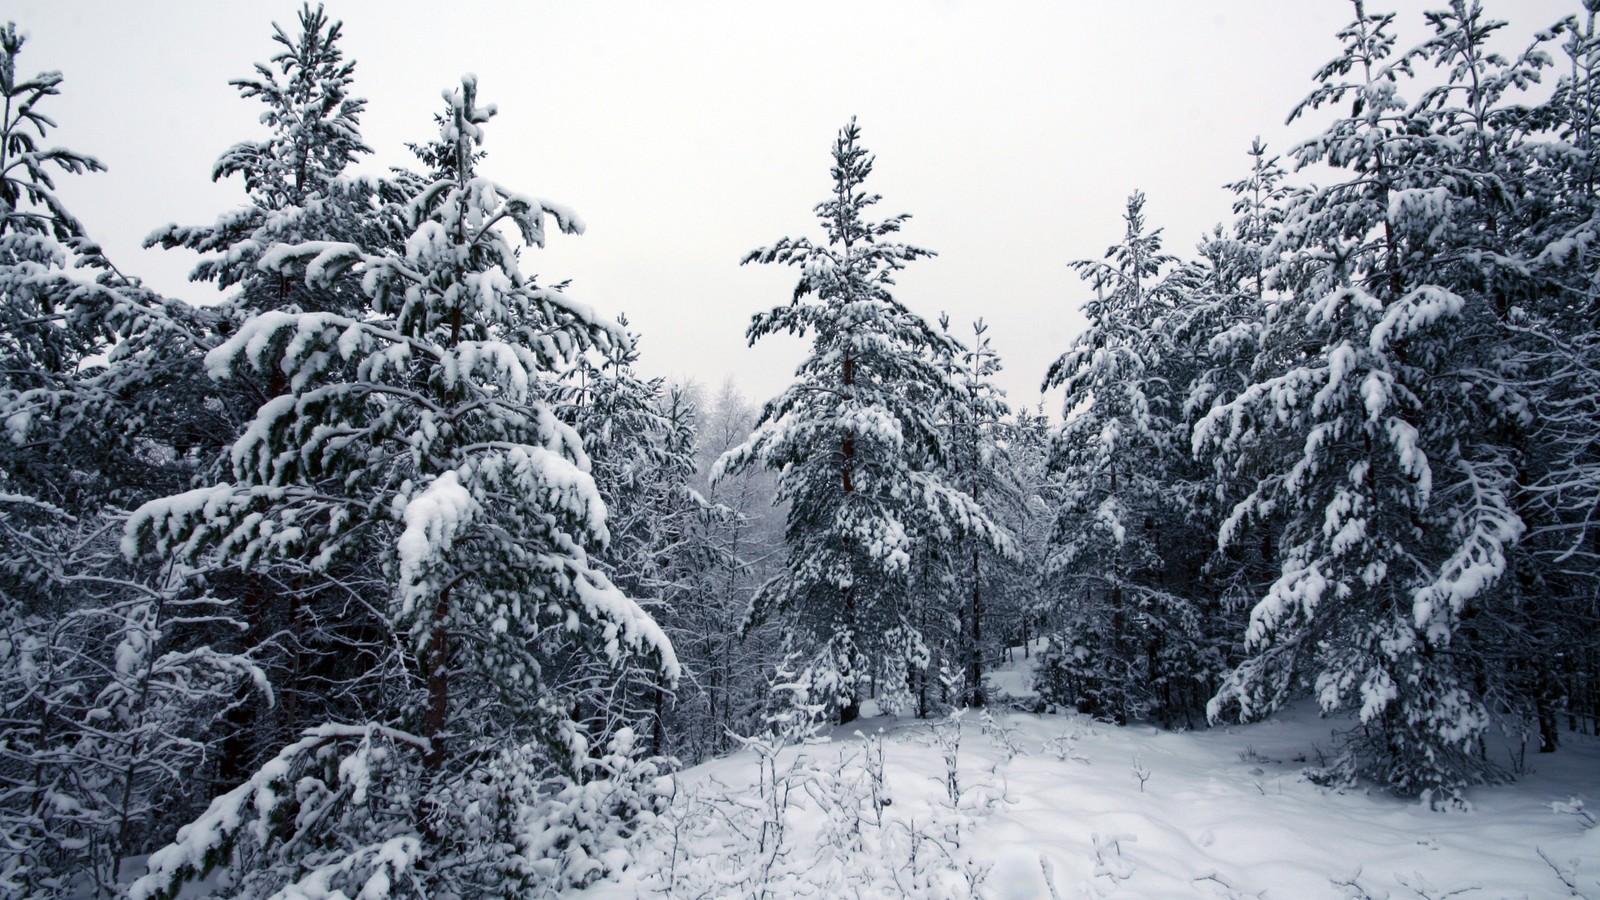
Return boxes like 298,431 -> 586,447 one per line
2,1 -> 1598,896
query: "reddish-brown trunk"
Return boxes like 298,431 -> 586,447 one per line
424,587 -> 451,770
218,576 -> 268,786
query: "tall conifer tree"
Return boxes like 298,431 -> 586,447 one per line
718,119 -> 1007,723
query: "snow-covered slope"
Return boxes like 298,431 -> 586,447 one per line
585,645 -> 1599,898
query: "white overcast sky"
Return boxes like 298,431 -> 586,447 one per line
11,0 -> 1579,412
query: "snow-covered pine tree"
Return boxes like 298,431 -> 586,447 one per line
0,20 -> 114,513
126,76 -> 676,897
717,119 -> 1007,724
936,316 -> 1021,708
1196,0 -> 1559,799
1181,138 -> 1293,429
137,4 -> 392,787
1037,191 -> 1213,725
1178,138 -> 1293,506
147,3 -> 372,321
1508,1 -> 1600,747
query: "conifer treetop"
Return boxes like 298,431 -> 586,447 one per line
0,23 -> 105,245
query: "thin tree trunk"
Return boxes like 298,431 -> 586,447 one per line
970,546 -> 984,707
424,586 -> 451,770
839,351 -> 860,725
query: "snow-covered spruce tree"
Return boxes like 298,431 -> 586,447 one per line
1037,191 -> 1215,726
126,77 -> 677,897
1196,0 -> 1559,799
717,119 -> 1007,724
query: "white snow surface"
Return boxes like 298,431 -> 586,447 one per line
582,645 -> 1600,899
395,471 -> 477,619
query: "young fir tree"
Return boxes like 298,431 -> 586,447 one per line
935,316 -> 1020,709
126,76 -> 676,897
717,119 -> 1007,724
1037,191 -> 1218,725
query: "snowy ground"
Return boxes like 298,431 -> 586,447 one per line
586,644 -> 1600,898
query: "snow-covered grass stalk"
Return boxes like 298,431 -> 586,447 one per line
1042,718 -> 1095,763
936,705 -> 965,810
934,663 -> 966,809
638,658 -> 1011,897
644,660 -> 823,896
862,729 -> 888,828
978,707 -> 1025,761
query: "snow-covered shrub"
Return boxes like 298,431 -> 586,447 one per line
0,509 -> 263,898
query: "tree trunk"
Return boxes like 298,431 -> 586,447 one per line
650,680 -> 666,757
218,576 -> 267,787
839,351 -> 859,725
424,586 -> 451,770
1538,664 -> 1562,754
969,546 -> 984,708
